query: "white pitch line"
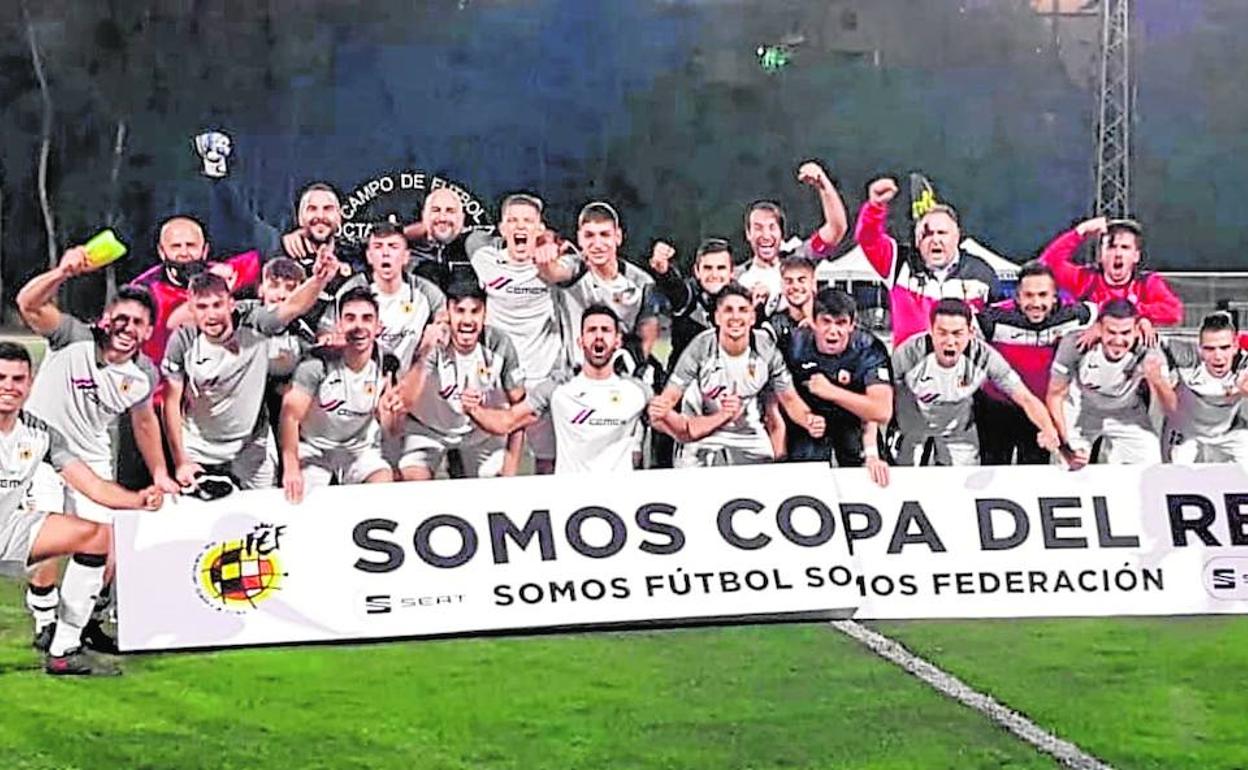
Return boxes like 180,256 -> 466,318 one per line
830,620 -> 1114,770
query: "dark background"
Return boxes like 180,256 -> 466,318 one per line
2,0 -> 1244,320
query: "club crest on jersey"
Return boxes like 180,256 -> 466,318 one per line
17,443 -> 33,462
837,369 -> 851,385
747,363 -> 758,379
609,390 -> 621,405
400,301 -> 415,315
477,363 -> 491,380
363,382 -> 376,397
118,375 -> 135,395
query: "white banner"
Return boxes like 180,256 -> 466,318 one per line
115,462 -> 1248,651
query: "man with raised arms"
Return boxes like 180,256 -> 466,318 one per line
648,237 -> 735,365
892,299 -> 1059,466
648,284 -> 826,467
459,304 -> 651,474
280,288 -> 402,502
390,282 -> 526,480
0,342 -> 161,675
1046,299 -> 1171,468
736,161 -> 848,317
162,252 -> 341,492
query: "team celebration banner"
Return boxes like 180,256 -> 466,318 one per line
115,462 -> 1248,651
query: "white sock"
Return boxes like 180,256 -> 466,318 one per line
48,554 -> 106,657
25,585 -> 59,633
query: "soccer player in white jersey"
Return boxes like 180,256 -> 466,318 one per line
329,223 -> 445,369
1046,298 -> 1171,468
1154,312 -> 1248,464
280,288 -> 402,502
392,282 -> 527,480
534,201 -> 656,369
892,299 -> 1060,466
0,343 -> 162,675
470,193 -> 578,474
459,304 -> 651,473
162,252 -> 340,491
16,245 -> 175,652
648,284 -> 827,467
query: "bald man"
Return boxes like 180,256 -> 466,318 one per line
404,188 -> 478,289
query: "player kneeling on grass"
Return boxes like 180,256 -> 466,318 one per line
162,252 -> 341,496
788,288 -> 893,486
280,288 -> 403,503
0,343 -> 162,675
648,284 -> 826,467
390,282 -> 526,480
1154,311 -> 1248,465
458,304 -> 650,473
893,299 -> 1059,466
1046,299 -> 1171,468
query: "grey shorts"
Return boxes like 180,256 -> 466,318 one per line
0,506 -> 48,576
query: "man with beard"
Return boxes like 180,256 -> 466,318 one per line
736,161 -> 848,317
162,253 -> 340,492
974,262 -> 1096,465
649,284 -> 826,467
273,183 -> 359,323
458,305 -> 651,474
1040,217 -> 1183,345
787,288 -> 893,485
129,215 -> 262,366
390,282 -> 526,480
469,193 -> 576,474
1047,299 -> 1171,467
649,237 -> 735,364
893,299 -> 1059,467
0,342 -> 161,675
854,178 -> 1003,345
280,288 -> 403,503
534,201 -> 656,370
16,247 -> 172,653
404,187 -> 477,289
1155,312 -> 1248,465
763,255 -> 818,360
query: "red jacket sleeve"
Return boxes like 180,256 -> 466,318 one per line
1136,273 -> 1185,326
1040,228 -> 1094,298
853,201 -> 896,281
222,249 -> 261,292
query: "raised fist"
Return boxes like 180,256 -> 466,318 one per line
59,247 -> 90,277
1075,216 -> 1109,238
797,162 -> 829,189
650,241 -> 676,275
868,178 -> 899,205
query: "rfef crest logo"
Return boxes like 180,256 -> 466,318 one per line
193,523 -> 288,614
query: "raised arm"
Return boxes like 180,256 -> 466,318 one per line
17,248 -> 91,334
797,162 -> 848,256
1040,217 -> 1103,297
854,178 -> 900,280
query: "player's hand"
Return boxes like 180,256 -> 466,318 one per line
867,178 -> 899,206
151,469 -> 181,496
1236,370 -> 1248,398
136,485 -> 164,511
459,388 -> 483,411
797,161 -> 829,190
1036,428 -> 1061,452
312,244 -> 342,283
1061,446 -> 1090,471
1142,351 -> 1166,385
1075,216 -> 1108,239
865,456 -> 890,488
650,241 -> 676,275
719,392 -> 743,422
806,372 -> 834,396
534,238 -> 560,269
1075,324 -> 1102,352
282,230 -> 310,259
805,414 -> 826,439
1137,317 -> 1159,347
175,461 -> 204,488
648,396 -> 673,422
58,247 -> 90,277
207,262 -> 239,292
316,331 -> 347,350
420,310 -> 450,354
283,467 -> 304,504
750,283 -> 770,309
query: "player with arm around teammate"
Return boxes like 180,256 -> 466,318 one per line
1155,311 -> 1248,465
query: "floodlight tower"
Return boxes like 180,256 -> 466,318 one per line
1094,0 -> 1132,218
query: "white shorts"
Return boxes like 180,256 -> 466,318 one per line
673,443 -> 772,468
29,461 -> 116,524
188,429 -> 276,489
1164,424 -> 1248,466
895,430 -> 980,467
300,442 -> 393,488
0,506 -> 48,575
1067,405 -> 1160,465
399,428 -> 506,478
